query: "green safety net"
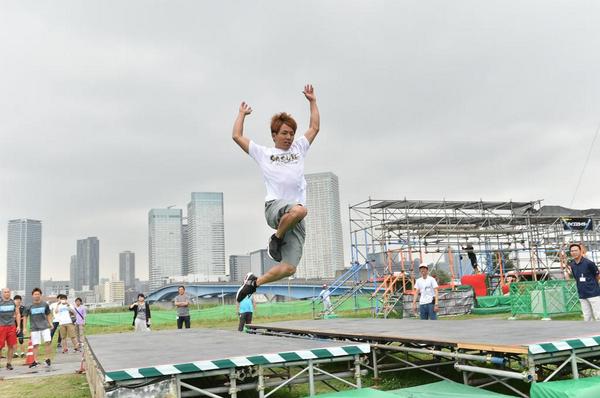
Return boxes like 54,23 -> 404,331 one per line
306,388 -> 401,398
86,296 -> 373,327
476,295 -> 512,308
471,306 -> 511,315
510,280 -> 581,318
530,377 -> 600,398
390,380 -> 516,398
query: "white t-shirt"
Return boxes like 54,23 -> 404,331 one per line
319,289 -> 331,302
415,276 -> 438,305
249,136 -> 310,204
55,303 -> 73,325
49,302 -> 58,321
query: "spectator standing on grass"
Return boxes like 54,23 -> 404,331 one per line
319,284 -> 333,313
174,286 -> 191,329
22,288 -> 53,368
237,295 -> 256,332
13,294 -> 26,358
49,297 -> 62,348
0,287 -> 20,370
129,294 -> 151,332
73,297 -> 87,346
566,243 -> 600,321
412,263 -> 439,320
54,294 -> 80,353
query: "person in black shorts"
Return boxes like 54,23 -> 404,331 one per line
461,241 -> 479,274
13,295 -> 25,358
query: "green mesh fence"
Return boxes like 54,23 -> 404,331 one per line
510,280 -> 581,318
86,296 -> 373,328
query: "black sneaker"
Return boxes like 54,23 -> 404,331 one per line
45,358 -> 51,367
29,361 -> 39,368
268,234 -> 285,262
236,273 -> 257,302
6,363 -> 13,370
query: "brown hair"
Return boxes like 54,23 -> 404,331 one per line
270,112 -> 297,135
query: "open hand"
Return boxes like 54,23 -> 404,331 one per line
303,84 -> 316,102
239,101 -> 252,115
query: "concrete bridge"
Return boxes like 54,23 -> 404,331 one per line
146,282 -> 376,302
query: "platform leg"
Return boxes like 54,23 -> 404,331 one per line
462,367 -> 469,385
355,354 -> 362,389
229,368 -> 237,398
258,365 -> 265,398
175,376 -> 181,398
571,351 -> 579,380
372,348 -> 379,382
528,356 -> 538,382
308,359 -> 316,396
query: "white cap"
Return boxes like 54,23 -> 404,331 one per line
419,262 -> 429,269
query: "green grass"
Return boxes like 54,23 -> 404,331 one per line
0,374 -> 90,398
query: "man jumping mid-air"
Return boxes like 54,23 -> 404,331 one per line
232,84 -> 320,302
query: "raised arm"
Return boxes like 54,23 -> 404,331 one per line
232,101 -> 252,154
303,84 -> 320,144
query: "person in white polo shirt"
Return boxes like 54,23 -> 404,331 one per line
412,263 -> 439,320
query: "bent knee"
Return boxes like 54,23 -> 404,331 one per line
282,264 -> 297,277
289,205 -> 308,220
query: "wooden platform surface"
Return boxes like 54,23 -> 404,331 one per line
86,328 -> 370,382
248,318 -> 600,354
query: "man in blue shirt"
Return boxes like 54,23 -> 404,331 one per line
568,243 -> 600,321
236,295 -> 255,332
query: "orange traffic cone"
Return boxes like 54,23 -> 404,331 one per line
25,339 -> 34,365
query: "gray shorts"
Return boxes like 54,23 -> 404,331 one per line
265,200 -> 306,267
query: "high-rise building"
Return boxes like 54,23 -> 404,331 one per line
187,192 -> 225,278
249,249 -> 277,277
181,220 -> 189,275
69,255 -> 77,292
297,172 -> 344,279
229,255 -> 251,282
7,219 -> 42,302
148,208 -> 183,291
73,237 -> 100,291
119,251 -> 135,290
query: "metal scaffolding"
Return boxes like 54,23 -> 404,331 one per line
349,199 -> 600,288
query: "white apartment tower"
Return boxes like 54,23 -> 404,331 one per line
297,172 -> 344,279
148,208 -> 183,290
187,192 -> 225,278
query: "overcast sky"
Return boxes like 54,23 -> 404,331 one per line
1,1 -> 600,286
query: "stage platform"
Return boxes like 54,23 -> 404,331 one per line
248,318 -> 600,398
247,318 -> 600,355
84,328 -> 370,398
